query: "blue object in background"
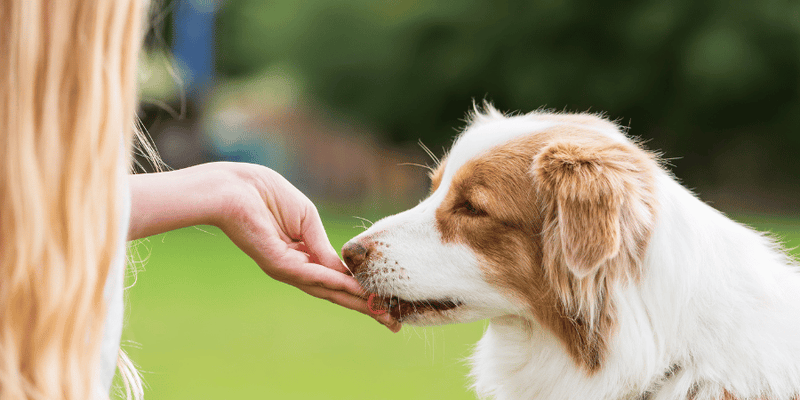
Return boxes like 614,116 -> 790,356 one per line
172,0 -> 218,100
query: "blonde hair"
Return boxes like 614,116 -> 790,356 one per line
0,0 -> 147,398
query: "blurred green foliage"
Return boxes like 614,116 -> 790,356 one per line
213,0 -> 800,192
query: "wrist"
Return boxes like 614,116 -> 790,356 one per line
179,162 -> 252,229
198,162 -> 272,234
128,162 -> 250,239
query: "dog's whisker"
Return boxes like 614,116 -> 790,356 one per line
418,139 -> 440,165
398,162 -> 434,174
431,329 -> 436,365
351,216 -> 374,231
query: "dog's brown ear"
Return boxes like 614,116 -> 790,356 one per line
533,140 -> 647,278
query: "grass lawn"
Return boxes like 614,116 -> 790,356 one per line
116,210 -> 800,400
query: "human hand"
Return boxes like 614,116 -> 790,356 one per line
215,162 -> 401,331
133,162 -> 401,332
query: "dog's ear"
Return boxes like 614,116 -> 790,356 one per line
533,140 -> 649,279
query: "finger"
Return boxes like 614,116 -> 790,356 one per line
294,262 -> 368,298
297,284 -> 402,333
288,241 -> 326,269
300,205 -> 351,275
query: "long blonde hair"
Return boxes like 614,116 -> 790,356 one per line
0,0 -> 146,398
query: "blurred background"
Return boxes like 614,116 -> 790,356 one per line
122,0 -> 800,398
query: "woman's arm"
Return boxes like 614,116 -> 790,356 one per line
128,163 -> 230,240
128,162 -> 400,332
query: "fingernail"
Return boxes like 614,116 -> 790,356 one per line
341,260 -> 354,277
386,320 -> 402,333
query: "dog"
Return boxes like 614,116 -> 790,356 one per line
342,105 -> 800,400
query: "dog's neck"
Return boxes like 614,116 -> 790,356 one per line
471,174 -> 800,400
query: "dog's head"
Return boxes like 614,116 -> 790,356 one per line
343,107 -> 659,371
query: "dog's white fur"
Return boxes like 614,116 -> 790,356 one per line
345,107 -> 800,400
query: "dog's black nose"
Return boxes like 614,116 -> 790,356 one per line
342,241 -> 369,275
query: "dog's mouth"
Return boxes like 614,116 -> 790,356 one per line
370,295 -> 462,321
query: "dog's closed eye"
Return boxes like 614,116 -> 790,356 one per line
460,199 -> 486,216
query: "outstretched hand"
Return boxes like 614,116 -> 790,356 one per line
128,162 -> 401,332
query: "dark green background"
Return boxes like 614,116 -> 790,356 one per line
209,0 -> 800,200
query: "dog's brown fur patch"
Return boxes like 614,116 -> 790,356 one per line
434,114 -> 658,372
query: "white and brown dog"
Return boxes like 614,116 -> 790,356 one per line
342,106 -> 800,400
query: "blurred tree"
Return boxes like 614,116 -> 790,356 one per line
214,0 -> 800,200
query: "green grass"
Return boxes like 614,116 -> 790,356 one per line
116,211 -> 800,400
